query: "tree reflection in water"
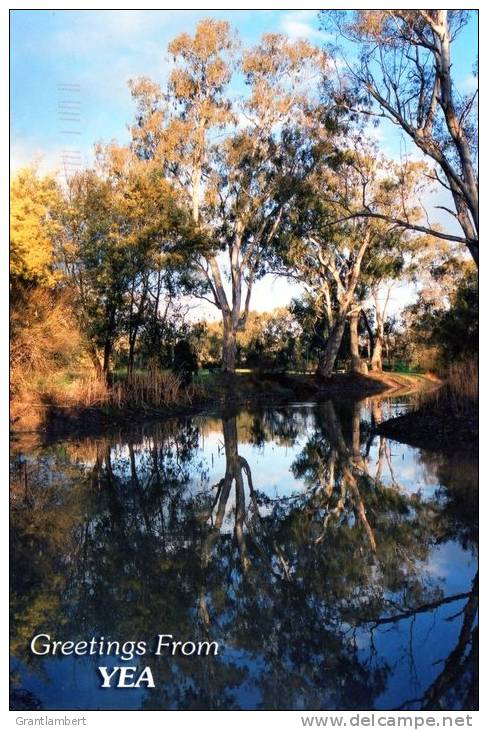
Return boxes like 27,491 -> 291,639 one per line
10,401 -> 478,710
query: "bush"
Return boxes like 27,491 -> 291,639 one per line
172,340 -> 198,385
440,359 -> 478,414
10,286 -> 85,399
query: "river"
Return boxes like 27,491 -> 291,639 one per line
9,395 -> 478,710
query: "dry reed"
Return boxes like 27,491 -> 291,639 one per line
63,370 -> 204,410
440,359 -> 478,413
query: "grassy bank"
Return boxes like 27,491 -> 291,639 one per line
10,368 -> 437,441
376,360 -> 478,454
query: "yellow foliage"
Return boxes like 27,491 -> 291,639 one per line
10,167 -> 61,285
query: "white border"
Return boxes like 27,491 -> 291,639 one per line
3,2 -> 482,727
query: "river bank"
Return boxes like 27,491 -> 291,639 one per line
10,370 -> 436,444
376,399 -> 478,455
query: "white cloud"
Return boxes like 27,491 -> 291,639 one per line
459,73 -> 478,93
279,11 -> 329,42
10,139 -> 62,174
10,135 -> 96,180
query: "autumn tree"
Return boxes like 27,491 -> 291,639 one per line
10,168 -> 82,409
129,20 -> 327,372
10,167 -> 60,287
322,10 -> 479,265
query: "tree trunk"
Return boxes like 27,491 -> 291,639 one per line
89,344 -> 103,378
349,310 -> 367,374
371,285 -> 391,372
222,318 -> 237,374
127,329 -> 138,378
316,317 -> 347,380
371,335 -> 383,372
102,338 -> 112,385
371,290 -> 385,372
361,310 -> 374,361
102,307 -> 117,384
315,233 -> 372,380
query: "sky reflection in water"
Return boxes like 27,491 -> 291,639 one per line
10,397 -> 478,711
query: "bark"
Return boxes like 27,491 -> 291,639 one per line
370,287 -> 390,373
126,280 -> 136,378
316,318 -> 348,380
315,234 -> 372,380
127,336 -> 136,378
349,309 -> 368,374
102,338 -> 112,382
88,343 -> 103,378
222,317 -> 238,373
361,310 -> 374,360
352,10 -> 479,266
101,306 -> 117,383
371,335 -> 383,372
126,276 -> 148,378
435,11 -> 478,236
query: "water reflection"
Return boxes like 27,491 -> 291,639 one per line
10,399 -> 478,710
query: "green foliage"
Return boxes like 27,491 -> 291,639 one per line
433,269 -> 478,361
60,149 -> 198,375
10,16 -> 479,395
405,265 -> 478,366
172,339 -> 199,385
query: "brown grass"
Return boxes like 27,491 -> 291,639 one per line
10,286 -> 87,401
57,370 -> 205,410
433,358 -> 478,415
10,287 -> 206,432
11,370 -> 206,432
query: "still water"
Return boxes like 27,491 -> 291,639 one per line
10,397 -> 478,711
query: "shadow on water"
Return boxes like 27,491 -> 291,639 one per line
9,396 -> 478,710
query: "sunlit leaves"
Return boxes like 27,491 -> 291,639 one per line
10,167 -> 61,286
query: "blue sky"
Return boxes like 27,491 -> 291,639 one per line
10,9 -> 478,169
10,9 -> 478,315
10,10 -> 331,169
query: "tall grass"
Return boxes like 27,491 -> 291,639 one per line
415,358 -> 478,416
440,359 -> 478,413
63,370 -> 204,410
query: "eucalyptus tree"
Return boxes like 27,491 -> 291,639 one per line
129,20 -> 327,372
353,228 -> 421,372
282,139 -> 425,379
322,10 -> 479,266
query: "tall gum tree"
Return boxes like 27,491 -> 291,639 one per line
282,140 -> 426,379
352,225 -> 421,373
129,20 -> 327,372
322,10 -> 479,266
